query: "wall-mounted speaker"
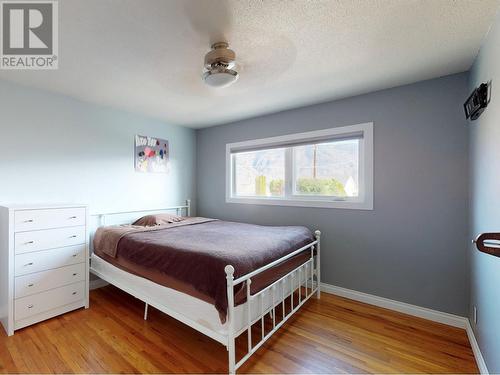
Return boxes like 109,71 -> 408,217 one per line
464,82 -> 491,121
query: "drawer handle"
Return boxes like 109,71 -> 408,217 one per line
69,216 -> 78,219
28,283 -> 34,287
69,235 -> 78,238
72,273 -> 78,276
25,241 -> 34,244
24,219 -> 34,223
27,304 -> 34,309
72,291 -> 77,295
72,254 -> 78,257
24,262 -> 34,267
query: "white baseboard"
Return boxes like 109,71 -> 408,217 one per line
465,320 -> 489,374
321,283 -> 489,374
89,278 -> 109,290
321,282 -> 468,328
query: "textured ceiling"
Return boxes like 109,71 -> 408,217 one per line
1,0 -> 499,128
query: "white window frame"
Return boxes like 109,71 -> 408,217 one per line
225,122 -> 373,210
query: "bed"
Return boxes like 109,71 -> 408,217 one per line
89,200 -> 321,374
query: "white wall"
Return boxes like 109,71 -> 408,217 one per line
0,79 -> 196,213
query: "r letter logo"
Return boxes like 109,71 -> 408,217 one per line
1,1 -> 58,69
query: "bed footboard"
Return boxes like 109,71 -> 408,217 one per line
225,230 -> 321,374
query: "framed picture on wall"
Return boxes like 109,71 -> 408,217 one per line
135,134 -> 169,173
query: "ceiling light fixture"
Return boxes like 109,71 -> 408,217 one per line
203,42 -> 238,88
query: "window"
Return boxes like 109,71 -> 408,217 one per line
293,139 -> 359,198
226,123 -> 373,209
233,148 -> 285,197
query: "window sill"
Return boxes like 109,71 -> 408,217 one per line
226,197 -> 373,210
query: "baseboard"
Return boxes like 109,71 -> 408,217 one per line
320,283 -> 468,328
465,320 -> 489,374
89,278 -> 109,290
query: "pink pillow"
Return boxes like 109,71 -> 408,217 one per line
133,213 -> 185,226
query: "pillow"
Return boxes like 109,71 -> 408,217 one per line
132,213 -> 185,226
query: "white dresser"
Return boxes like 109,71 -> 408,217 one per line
0,204 -> 89,336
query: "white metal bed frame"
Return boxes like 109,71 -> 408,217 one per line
89,200 -> 321,374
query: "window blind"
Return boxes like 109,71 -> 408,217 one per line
229,131 -> 363,154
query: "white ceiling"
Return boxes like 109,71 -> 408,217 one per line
1,0 -> 499,128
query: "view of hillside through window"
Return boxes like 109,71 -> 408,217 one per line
232,139 -> 359,198
233,148 -> 286,197
293,139 -> 359,197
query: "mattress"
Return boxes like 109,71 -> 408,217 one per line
93,219 -> 314,321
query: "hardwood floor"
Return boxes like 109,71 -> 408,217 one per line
0,286 -> 478,374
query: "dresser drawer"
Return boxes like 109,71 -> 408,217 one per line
15,208 -> 86,232
15,281 -> 85,321
15,263 -> 85,299
15,226 -> 86,254
15,244 -> 86,276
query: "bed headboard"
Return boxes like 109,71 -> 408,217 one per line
88,199 -> 190,253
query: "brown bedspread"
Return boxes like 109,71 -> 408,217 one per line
93,219 -> 314,322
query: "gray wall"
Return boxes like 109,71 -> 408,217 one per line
197,73 -> 470,316
0,79 -> 196,213
468,11 -> 500,373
